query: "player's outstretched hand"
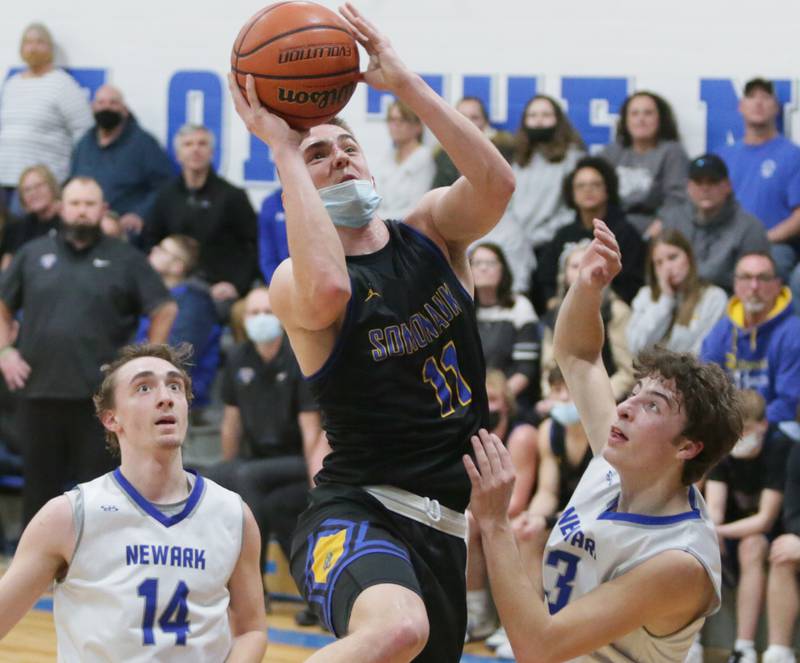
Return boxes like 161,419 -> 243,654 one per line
227,72 -> 304,152
339,3 -> 413,92
464,429 -> 515,528
578,218 -> 622,291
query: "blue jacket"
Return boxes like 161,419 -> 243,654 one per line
701,287 -> 800,423
70,115 -> 174,220
257,187 -> 288,284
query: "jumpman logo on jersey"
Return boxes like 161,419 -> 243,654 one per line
365,288 -> 381,302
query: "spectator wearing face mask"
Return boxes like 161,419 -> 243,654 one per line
204,286 -> 325,599
480,94 -> 586,304
486,366 -> 593,659
704,390 -> 791,663
69,84 -> 173,240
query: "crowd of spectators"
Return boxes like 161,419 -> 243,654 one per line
1,19 -> 800,662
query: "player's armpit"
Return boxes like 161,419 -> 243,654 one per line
0,496 -> 73,639
512,550 -> 714,663
226,503 -> 268,662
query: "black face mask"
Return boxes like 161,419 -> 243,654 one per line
486,410 -> 502,432
525,126 -> 556,143
94,109 -> 124,131
64,223 -> 102,247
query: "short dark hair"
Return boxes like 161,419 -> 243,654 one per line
633,348 -> 743,485
616,91 -> 680,147
736,251 -> 779,280
744,77 -> 775,97
562,156 -> 621,210
94,343 -> 194,455
468,242 -> 515,308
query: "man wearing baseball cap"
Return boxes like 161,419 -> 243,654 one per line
661,153 -> 769,292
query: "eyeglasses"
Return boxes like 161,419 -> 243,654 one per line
470,259 -> 501,269
574,181 -> 605,191
734,273 -> 777,284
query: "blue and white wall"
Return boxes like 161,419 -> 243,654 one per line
2,0 -> 798,203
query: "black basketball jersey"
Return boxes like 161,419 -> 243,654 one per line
308,220 -> 488,512
549,420 -> 593,511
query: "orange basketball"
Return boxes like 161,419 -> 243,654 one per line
231,1 -> 360,129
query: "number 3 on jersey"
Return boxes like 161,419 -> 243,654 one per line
544,550 -> 580,614
422,341 -> 472,417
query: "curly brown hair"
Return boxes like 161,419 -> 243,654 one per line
93,343 -> 194,455
633,348 -> 743,485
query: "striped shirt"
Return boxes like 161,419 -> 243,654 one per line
0,69 -> 93,185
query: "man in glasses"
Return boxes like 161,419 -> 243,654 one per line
702,252 -> 800,429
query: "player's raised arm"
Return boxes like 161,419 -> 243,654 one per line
227,73 -> 350,334
0,496 -> 73,639
339,3 -> 515,249
552,219 -> 620,455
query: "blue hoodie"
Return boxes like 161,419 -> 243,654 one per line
701,287 -> 800,423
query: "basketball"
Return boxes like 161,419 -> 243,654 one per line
231,1 -> 360,129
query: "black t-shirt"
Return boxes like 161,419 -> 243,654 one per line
784,439 -> 800,534
708,429 -> 791,520
309,220 -> 488,512
0,233 -> 171,399
0,213 -> 60,258
221,338 -> 316,459
549,420 -> 593,510
143,171 -> 257,295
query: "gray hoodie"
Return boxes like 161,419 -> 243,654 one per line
661,196 -> 770,292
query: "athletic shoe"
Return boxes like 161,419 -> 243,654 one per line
486,626 -> 507,650
727,649 -> 757,663
495,638 -> 516,660
464,611 -> 497,642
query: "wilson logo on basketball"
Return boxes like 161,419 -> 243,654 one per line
277,82 -> 356,109
278,44 -> 353,64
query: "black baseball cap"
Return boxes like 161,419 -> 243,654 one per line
688,154 -> 728,182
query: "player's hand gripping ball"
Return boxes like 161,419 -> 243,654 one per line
231,1 -> 360,129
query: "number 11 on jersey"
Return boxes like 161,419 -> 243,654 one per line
422,340 -> 472,418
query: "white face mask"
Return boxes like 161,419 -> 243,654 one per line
551,402 -> 581,426
318,179 -> 382,228
244,313 -> 282,344
730,431 -> 762,458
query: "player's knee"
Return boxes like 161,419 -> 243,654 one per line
739,534 -> 768,564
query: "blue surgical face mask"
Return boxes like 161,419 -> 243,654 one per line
244,313 -> 282,344
318,179 -> 382,228
550,402 -> 581,426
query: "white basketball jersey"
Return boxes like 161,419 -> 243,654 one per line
53,469 -> 243,663
542,456 -> 722,663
